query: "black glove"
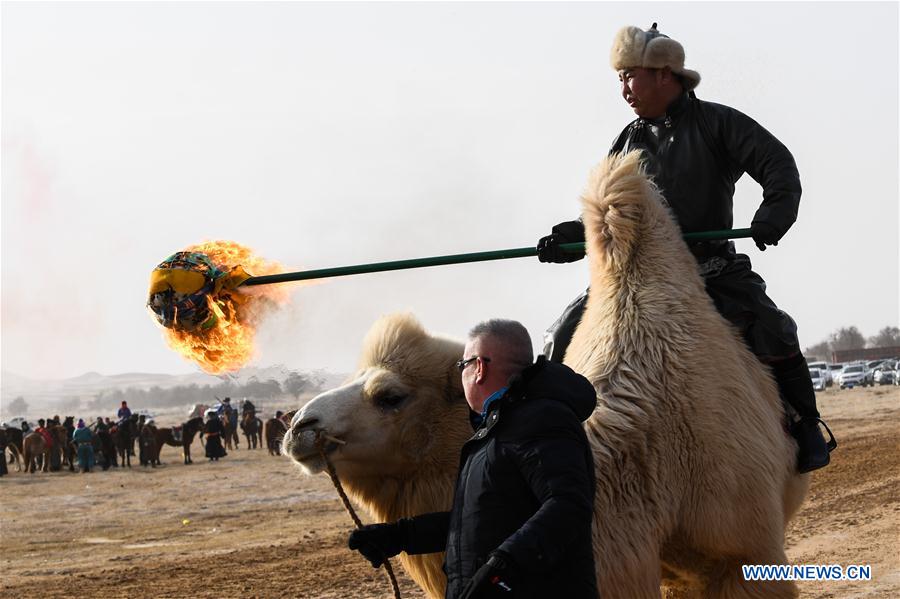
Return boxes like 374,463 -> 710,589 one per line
536,220 -> 586,263
348,520 -> 409,568
750,221 -> 782,251
460,552 -> 515,599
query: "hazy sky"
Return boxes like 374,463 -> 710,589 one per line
2,2 -> 898,380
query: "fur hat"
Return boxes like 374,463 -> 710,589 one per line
610,23 -> 700,91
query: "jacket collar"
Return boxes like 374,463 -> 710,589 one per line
465,357 -> 551,441
634,92 -> 691,130
665,92 -> 691,118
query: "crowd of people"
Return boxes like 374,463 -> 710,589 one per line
0,396 -> 275,476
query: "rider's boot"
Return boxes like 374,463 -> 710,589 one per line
772,354 -> 837,473
542,290 -> 589,363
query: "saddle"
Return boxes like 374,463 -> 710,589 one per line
172,426 -> 183,443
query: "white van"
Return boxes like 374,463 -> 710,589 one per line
808,361 -> 832,387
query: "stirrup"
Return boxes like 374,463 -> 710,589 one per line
815,418 -> 838,452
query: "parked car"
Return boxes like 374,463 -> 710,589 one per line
839,364 -> 866,389
829,363 -> 845,387
874,361 -> 897,385
808,361 -> 832,387
808,368 -> 827,391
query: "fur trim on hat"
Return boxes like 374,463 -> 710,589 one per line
610,25 -> 700,90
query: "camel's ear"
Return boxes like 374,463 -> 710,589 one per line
581,151 -> 650,267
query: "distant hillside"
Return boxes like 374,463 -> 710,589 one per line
0,366 -> 347,418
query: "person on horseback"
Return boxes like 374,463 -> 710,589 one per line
117,401 -> 132,426
241,398 -> 256,417
536,23 -> 834,473
219,397 -> 231,413
226,402 -> 238,436
34,419 -> 54,449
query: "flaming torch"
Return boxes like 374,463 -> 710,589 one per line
149,228 -> 753,374
147,241 -> 290,374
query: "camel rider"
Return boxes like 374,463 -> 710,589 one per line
536,23 -> 834,474
117,401 -> 132,426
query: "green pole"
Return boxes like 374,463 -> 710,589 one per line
241,227 -> 752,287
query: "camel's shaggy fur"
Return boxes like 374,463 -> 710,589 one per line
284,151 -> 808,598
566,151 -> 807,597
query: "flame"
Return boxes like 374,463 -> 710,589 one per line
158,240 -> 291,374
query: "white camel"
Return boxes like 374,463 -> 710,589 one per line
284,151 -> 808,598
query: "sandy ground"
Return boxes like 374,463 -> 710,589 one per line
1,386 -> 897,598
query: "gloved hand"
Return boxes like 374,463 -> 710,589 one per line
536,220 -> 586,263
460,552 -> 515,599
750,221 -> 782,251
348,520 -> 408,568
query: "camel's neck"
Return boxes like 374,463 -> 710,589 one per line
345,457 -> 459,599
349,452 -> 461,523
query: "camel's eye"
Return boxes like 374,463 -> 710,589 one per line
375,394 -> 407,410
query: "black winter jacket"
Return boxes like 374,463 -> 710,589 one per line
610,92 -> 802,258
406,357 -> 598,599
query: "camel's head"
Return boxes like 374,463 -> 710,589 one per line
283,313 -> 470,487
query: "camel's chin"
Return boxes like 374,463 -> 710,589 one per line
285,440 -> 341,475
293,455 -> 326,475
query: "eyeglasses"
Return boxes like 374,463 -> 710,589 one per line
456,356 -> 490,372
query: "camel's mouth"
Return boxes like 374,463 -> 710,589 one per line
283,428 -> 345,474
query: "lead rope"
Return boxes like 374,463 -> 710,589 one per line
316,434 -> 402,599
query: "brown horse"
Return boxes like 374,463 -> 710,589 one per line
21,427 -> 65,473
240,412 -> 263,449
221,408 -> 240,451
150,416 -> 205,465
50,424 -> 76,472
4,428 -> 24,472
112,416 -> 139,467
263,418 -> 287,456
93,426 -> 117,469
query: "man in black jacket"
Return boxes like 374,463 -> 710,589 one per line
536,23 -> 834,473
348,319 -> 598,599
